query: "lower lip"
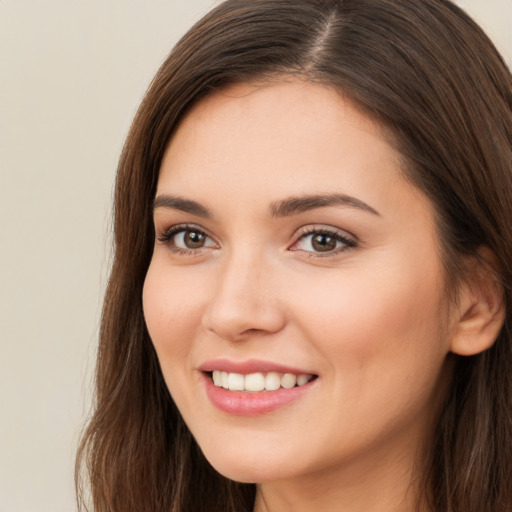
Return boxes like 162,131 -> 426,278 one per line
203,373 -> 315,416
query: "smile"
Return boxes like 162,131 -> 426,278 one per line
201,367 -> 318,415
211,370 -> 315,392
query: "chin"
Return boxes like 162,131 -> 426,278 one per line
199,441 -> 299,484
209,461 -> 290,485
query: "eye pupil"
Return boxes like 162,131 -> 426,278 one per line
184,230 -> 205,248
312,234 -> 336,252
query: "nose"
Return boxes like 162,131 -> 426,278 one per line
201,249 -> 287,342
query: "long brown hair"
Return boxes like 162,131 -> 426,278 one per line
76,1 -> 512,510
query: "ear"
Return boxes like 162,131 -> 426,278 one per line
450,247 -> 506,356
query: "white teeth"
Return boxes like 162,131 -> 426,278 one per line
211,371 -> 314,391
244,372 -> 265,392
228,372 -> 245,391
297,374 -> 311,386
265,372 -> 281,391
281,373 -> 297,389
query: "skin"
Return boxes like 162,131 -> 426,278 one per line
143,80 -> 464,512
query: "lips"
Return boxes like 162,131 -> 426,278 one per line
200,358 -> 315,375
199,359 -> 318,415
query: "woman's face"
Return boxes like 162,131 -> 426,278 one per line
143,80 -> 457,485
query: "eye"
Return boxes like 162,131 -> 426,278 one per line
157,224 -> 217,254
290,228 -> 356,256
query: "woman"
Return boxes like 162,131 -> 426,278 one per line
76,0 -> 512,511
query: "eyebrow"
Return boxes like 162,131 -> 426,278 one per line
153,194 -> 213,218
153,192 -> 380,218
269,193 -> 380,217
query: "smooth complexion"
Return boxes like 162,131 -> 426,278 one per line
143,81 -> 464,512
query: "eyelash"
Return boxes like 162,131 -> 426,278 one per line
291,227 -> 357,257
157,224 -> 216,256
156,224 -> 357,258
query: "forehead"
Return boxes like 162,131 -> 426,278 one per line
169,80 -> 388,151
159,80 -> 405,197
157,80 -> 426,226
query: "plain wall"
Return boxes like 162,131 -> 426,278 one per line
0,1 -> 510,511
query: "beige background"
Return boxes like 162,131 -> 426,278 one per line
0,1 -> 510,511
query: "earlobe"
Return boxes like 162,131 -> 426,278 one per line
450,248 -> 506,357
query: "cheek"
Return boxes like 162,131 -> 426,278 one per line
142,261 -> 212,424
282,260 -> 451,455
142,262 -> 204,366
287,257 -> 448,380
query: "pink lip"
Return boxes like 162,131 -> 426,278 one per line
199,359 -> 318,416
204,377 -> 314,415
199,358 -> 314,375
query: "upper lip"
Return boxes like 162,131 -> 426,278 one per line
199,358 -> 316,375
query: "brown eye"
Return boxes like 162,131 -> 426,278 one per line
291,228 -> 356,256
311,233 -> 337,252
183,230 -> 206,248
158,225 -> 217,253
